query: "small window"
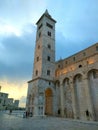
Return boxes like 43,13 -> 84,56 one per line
58,65 -> 60,68
46,22 -> 53,29
35,70 -> 38,76
39,32 -> 41,37
73,57 -> 75,61
83,52 -> 86,56
37,57 -> 39,61
47,70 -> 50,75
96,46 -> 98,51
47,56 -> 50,61
65,61 -> 67,64
48,44 -> 51,49
38,23 -> 43,30
38,45 -> 40,49
49,82 -> 51,85
47,31 -> 51,37
79,65 -> 82,68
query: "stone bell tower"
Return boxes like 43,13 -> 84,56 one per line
26,10 -> 56,116
33,9 -> 56,80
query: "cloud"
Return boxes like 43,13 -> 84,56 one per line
0,79 -> 27,107
19,96 -> 26,107
0,24 -> 36,81
0,0 -> 47,26
0,21 -> 22,37
56,31 -> 98,61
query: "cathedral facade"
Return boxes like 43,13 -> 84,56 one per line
26,10 -> 98,121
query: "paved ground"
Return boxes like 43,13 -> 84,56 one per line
0,112 -> 98,130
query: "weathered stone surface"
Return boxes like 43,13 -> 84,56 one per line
26,10 -> 98,121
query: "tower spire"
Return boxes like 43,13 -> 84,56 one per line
36,9 -> 56,24
44,9 -> 51,18
45,9 -> 48,13
26,11 -> 56,116
45,9 -> 49,14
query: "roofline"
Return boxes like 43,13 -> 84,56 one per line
36,13 -> 56,25
28,77 -> 54,83
0,92 -> 8,95
56,42 -> 98,63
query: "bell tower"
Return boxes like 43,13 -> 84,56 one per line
26,10 -> 56,116
33,9 -> 56,80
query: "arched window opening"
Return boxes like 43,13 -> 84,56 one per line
79,65 -> 82,68
35,70 -> 38,76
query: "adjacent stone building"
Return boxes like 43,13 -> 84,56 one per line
0,92 -> 8,110
26,10 -> 98,121
0,92 -> 19,110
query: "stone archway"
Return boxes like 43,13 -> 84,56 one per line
88,69 -> 98,120
45,88 -> 53,115
73,73 -> 86,119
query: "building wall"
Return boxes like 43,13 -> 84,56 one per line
55,46 -> 98,120
14,100 -> 19,108
0,92 -> 8,110
0,92 -> 19,110
56,43 -> 98,70
26,10 -> 98,121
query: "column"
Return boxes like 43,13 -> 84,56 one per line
33,96 -> 39,116
60,82 -> 64,117
43,94 -> 45,116
83,75 -> 94,121
70,81 -> 77,119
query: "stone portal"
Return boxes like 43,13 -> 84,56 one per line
45,88 -> 53,115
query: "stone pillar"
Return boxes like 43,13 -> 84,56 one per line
83,75 -> 94,121
60,82 -> 64,117
43,94 -> 45,116
33,96 -> 39,116
70,81 -> 77,119
43,105 -> 45,116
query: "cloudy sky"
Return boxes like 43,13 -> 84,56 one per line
0,0 -> 98,107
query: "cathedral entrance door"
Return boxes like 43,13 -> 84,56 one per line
45,88 -> 53,115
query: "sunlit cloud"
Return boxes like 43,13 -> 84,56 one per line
3,24 -> 21,36
0,19 -> 22,37
0,79 -> 27,107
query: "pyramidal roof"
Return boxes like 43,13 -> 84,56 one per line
44,9 -> 51,17
36,9 -> 56,24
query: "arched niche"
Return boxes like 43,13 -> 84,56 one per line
73,73 -> 86,119
88,69 -> 98,121
55,80 -> 61,115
